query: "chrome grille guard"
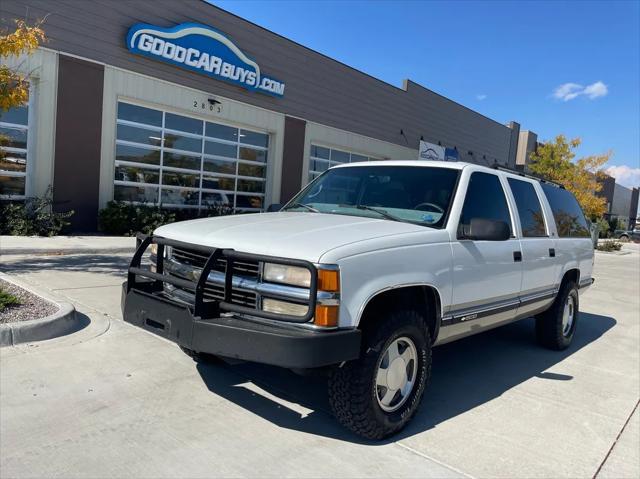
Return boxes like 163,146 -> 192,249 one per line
127,234 -> 319,322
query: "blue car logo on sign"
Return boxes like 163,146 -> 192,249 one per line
126,23 -> 285,97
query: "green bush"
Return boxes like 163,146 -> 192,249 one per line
595,217 -> 610,238
0,187 -> 74,236
596,240 -> 622,252
0,288 -> 21,312
98,201 -> 235,236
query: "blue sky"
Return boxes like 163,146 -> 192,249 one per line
213,0 -> 640,187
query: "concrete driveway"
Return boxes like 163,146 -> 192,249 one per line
1,244 -> 638,478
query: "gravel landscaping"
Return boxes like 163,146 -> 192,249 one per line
0,279 -> 58,324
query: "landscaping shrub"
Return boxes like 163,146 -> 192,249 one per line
0,288 -> 21,312
596,240 -> 622,252
0,187 -> 74,236
595,217 -> 610,238
98,201 -> 235,236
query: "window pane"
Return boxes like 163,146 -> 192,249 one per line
237,179 -> 265,194
311,145 -> 330,160
202,176 -> 235,191
331,149 -> 350,164
238,162 -> 265,178
239,147 -> 266,163
205,140 -> 237,158
311,158 -> 329,172
507,178 -> 546,237
161,188 -> 199,206
162,171 -> 200,188
202,191 -> 233,206
0,105 -> 28,126
236,195 -> 263,209
117,124 -> 162,147
163,151 -> 200,170
541,183 -> 590,237
165,113 -> 202,135
0,126 -> 27,149
116,144 -> 160,165
115,165 -> 159,184
206,122 -> 238,142
117,103 -> 162,127
114,184 -> 158,203
204,157 -> 236,175
0,151 -> 27,172
163,133 -> 201,153
239,129 -> 268,148
0,175 -> 25,196
351,154 -> 368,163
459,172 -> 512,235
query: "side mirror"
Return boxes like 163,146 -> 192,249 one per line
460,218 -> 510,241
267,203 -> 283,212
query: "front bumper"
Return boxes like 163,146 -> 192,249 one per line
121,282 -> 361,369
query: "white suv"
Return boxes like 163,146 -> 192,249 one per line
122,160 -> 594,439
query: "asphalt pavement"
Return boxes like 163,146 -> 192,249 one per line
0,241 -> 638,478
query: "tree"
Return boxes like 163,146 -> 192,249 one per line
528,135 -> 608,219
0,19 -> 45,164
0,19 -> 45,110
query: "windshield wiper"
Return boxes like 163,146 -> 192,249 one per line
283,202 -> 320,213
354,205 -> 404,223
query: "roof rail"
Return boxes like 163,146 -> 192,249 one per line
491,163 -> 565,189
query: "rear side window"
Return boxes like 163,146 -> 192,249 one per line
507,178 -> 547,237
540,183 -> 590,237
459,172 -> 512,236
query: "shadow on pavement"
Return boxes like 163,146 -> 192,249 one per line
0,254 -> 130,279
196,311 -> 615,444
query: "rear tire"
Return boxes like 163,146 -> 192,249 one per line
328,309 -> 431,440
535,280 -> 579,350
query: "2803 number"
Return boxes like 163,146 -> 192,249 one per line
193,100 -> 222,114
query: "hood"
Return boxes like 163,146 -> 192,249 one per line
154,212 -> 435,262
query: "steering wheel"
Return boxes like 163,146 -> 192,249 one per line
414,202 -> 444,214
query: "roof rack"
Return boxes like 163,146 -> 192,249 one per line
491,163 -> 565,189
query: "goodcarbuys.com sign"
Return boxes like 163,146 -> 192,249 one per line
126,23 -> 285,97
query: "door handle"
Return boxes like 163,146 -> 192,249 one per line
549,248 -> 556,257
513,251 -> 522,262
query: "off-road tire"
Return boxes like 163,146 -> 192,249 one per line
328,309 -> 431,440
535,280 -> 579,350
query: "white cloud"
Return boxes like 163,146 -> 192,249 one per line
605,164 -> 640,188
476,94 -> 487,101
552,81 -> 608,101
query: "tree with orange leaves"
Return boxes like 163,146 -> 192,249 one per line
528,135 -> 609,220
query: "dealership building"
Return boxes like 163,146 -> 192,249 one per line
3,0 -> 536,230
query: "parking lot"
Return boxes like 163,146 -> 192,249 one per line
1,244 -> 638,478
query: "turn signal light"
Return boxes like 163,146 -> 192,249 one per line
314,304 -> 339,328
317,268 -> 340,292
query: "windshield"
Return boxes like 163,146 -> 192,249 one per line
283,165 -> 460,228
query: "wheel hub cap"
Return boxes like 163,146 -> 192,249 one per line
562,295 -> 575,336
375,337 -> 418,412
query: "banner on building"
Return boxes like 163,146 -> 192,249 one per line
418,141 -> 446,161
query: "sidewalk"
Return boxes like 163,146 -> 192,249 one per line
0,235 -> 136,256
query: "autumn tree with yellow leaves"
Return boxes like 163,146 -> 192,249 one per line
528,135 -> 609,220
0,20 -> 45,161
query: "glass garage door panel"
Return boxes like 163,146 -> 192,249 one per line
114,101 -> 269,212
308,144 -> 379,182
0,102 -> 29,198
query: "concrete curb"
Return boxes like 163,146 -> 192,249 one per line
0,275 -> 79,347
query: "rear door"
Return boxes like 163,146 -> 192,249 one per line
505,177 -> 557,316
449,171 -> 523,331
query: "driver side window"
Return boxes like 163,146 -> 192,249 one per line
458,172 -> 513,237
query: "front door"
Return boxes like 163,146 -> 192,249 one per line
448,172 -> 523,337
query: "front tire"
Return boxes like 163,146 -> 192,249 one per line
535,280 -> 579,350
328,309 -> 431,440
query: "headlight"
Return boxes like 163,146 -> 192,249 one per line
263,263 -> 311,288
262,298 -> 308,317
